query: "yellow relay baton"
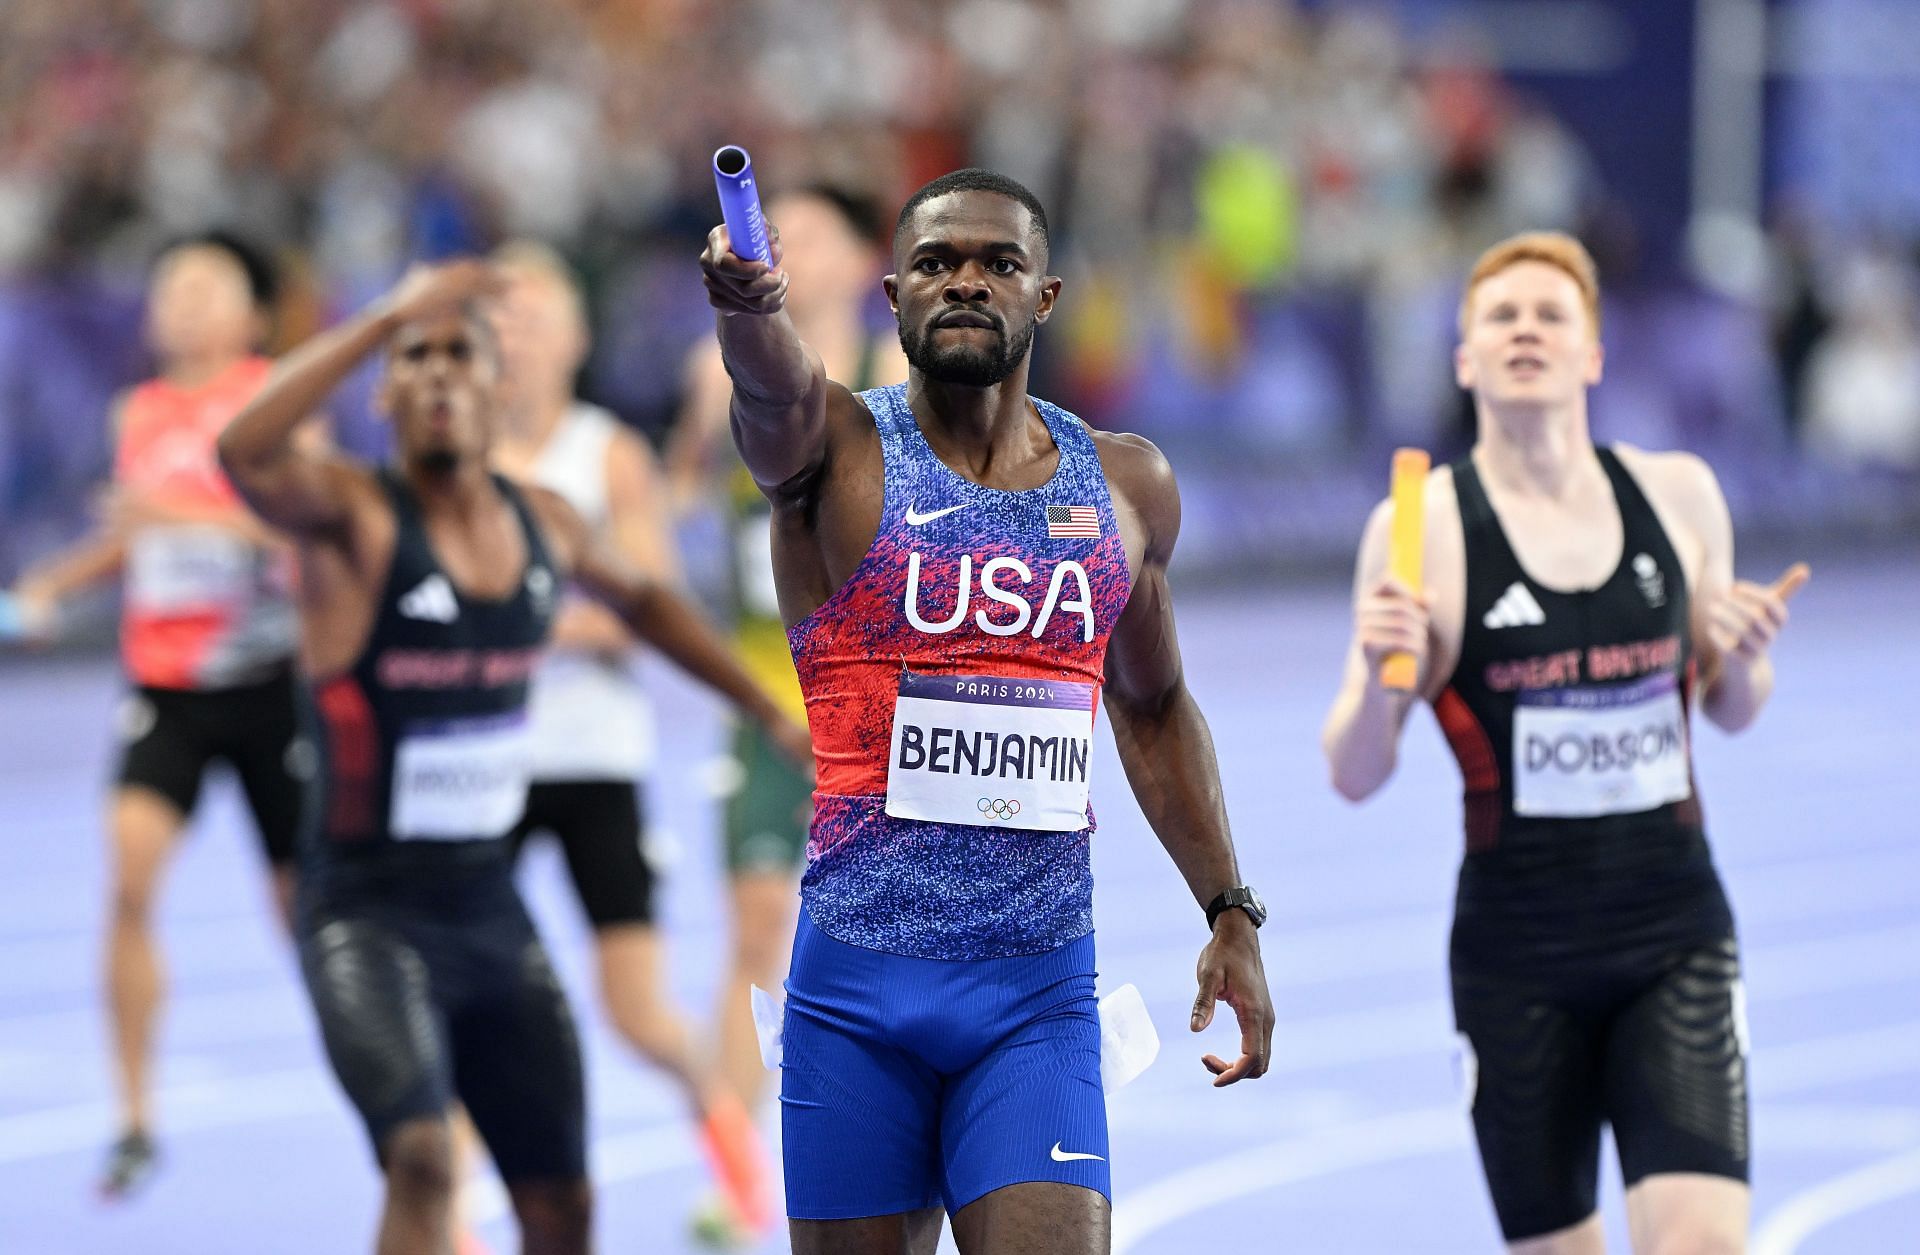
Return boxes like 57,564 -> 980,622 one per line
1380,448 -> 1430,692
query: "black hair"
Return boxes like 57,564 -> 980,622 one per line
893,169 -> 1049,257
158,230 -> 279,308
780,183 -> 885,248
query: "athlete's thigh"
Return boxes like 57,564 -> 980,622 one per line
1604,938 -> 1750,1190
1453,966 -> 1608,1243
949,1181 -> 1110,1255
938,997 -> 1107,1215
790,1207 -> 944,1255
298,909 -> 454,1153
217,673 -> 315,868
781,915 -> 942,1219
543,780 -> 655,929
113,687 -> 213,825
449,919 -> 587,1183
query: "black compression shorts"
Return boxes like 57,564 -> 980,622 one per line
114,667 -> 313,865
297,866 -> 587,1182
507,780 -> 654,928
1452,936 -> 1750,1241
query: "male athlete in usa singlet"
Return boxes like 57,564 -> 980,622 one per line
703,168 -> 1276,1255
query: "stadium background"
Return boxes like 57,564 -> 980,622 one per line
1,2 -> 1915,1253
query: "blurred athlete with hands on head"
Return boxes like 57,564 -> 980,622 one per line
1323,232 -> 1804,1255
217,259 -> 805,1255
701,168 -> 1275,1255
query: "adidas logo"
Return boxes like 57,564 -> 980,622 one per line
1483,581 -> 1545,629
398,574 -> 459,624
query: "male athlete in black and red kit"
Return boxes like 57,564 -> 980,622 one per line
218,260 -> 806,1255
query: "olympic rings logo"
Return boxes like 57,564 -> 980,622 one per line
977,797 -> 1022,821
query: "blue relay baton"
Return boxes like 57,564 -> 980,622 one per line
712,145 -> 773,267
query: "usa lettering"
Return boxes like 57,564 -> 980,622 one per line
902,553 -> 1094,642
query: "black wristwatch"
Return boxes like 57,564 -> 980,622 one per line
1205,886 -> 1267,931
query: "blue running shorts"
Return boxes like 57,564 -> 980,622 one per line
780,908 -> 1108,1219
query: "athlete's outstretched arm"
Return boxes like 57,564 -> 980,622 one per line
529,488 -> 812,767
7,532 -> 124,637
697,224 -> 843,497
1100,436 -> 1273,1087
219,262 -> 497,533
1321,500 -> 1430,800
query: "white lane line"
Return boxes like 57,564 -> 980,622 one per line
1752,1146 -> 1920,1255
1106,1020 -> 1920,1253
0,1068 -> 336,1164
1110,1108 -> 1467,1253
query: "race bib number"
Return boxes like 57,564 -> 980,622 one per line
885,672 -> 1095,832
391,714 -> 532,840
1513,672 -> 1692,818
126,527 -> 255,612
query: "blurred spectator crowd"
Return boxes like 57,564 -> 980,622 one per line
2,0 -> 1917,578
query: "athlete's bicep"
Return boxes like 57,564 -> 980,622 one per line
1102,441 -> 1186,714
1674,458 -> 1736,671
1103,560 -> 1184,715
229,446 -> 363,535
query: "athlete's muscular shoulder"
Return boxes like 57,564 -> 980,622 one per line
1612,444 -> 1725,589
296,465 -> 395,679
1089,429 -> 1174,580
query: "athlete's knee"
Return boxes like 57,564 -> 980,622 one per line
510,1178 -> 592,1254
381,1120 -> 457,1206
108,794 -> 181,924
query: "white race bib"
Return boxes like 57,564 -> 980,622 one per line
1513,672 -> 1692,818
391,714 -> 532,840
885,672 -> 1095,832
126,527 -> 255,612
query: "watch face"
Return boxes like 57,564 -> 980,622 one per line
1242,889 -> 1267,923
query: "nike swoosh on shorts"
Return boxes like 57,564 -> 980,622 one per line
1049,1142 -> 1105,1163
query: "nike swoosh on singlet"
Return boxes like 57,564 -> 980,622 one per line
1049,1142 -> 1105,1163
905,503 -> 971,526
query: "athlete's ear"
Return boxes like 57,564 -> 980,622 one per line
883,273 -> 899,317
1032,275 -> 1063,325
1454,342 -> 1475,391
1584,340 -> 1604,387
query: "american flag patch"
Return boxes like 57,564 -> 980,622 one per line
1046,505 -> 1100,538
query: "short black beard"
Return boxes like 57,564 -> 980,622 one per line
899,315 -> 1037,388
412,448 -> 459,476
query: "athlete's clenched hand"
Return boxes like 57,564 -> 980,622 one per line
1192,911 -> 1274,1087
701,224 -> 788,317
1354,574 -> 1431,688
